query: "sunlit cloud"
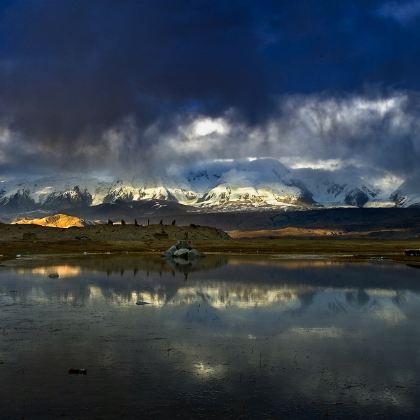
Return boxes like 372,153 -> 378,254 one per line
1,90 -> 420,192
191,117 -> 229,137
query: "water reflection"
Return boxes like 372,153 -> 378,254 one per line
12,253 -> 228,279
18,265 -> 82,278
1,255 -> 420,418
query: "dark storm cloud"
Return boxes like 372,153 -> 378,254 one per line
157,91 -> 420,182
0,0 -> 420,176
0,0 -> 268,136
376,0 -> 420,24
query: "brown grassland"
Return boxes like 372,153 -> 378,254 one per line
1,223 -> 420,266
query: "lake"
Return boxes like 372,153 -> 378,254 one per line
1,254 -> 420,418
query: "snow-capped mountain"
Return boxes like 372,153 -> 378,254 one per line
0,158 -> 413,215
184,159 -> 312,210
390,177 -> 420,208
291,168 -> 382,208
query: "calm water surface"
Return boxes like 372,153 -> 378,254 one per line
1,254 -> 420,418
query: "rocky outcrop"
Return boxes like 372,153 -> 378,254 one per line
344,188 -> 370,208
162,240 -> 204,260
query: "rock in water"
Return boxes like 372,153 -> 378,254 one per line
162,239 -> 204,260
173,248 -> 190,259
162,244 -> 177,257
188,249 -> 203,258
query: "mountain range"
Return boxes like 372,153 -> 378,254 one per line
0,158 -> 415,218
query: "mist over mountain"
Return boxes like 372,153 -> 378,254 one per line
0,158 -> 412,219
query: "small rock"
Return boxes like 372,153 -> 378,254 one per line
161,244 -> 177,257
173,248 -> 190,259
162,240 -> 204,260
48,273 -> 59,279
136,301 -> 150,306
68,368 -> 87,375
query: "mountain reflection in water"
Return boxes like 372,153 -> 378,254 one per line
1,255 -> 420,418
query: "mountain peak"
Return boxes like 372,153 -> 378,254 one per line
0,159 -> 412,215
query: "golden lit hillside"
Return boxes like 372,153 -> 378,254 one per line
12,214 -> 85,228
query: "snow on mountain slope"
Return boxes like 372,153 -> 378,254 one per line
184,158 -> 314,210
390,177 -> 420,207
196,184 -> 306,210
0,158 -> 412,214
291,168 -> 380,207
0,177 -> 104,209
138,186 -> 198,204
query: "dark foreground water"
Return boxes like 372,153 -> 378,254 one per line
1,254 -> 420,419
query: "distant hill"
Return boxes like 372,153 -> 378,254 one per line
0,220 -> 229,243
7,205 -> 420,239
12,213 -> 86,228
73,206 -> 420,231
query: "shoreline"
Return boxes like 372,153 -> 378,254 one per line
1,238 -> 420,268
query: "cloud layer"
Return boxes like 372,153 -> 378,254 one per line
157,92 -> 420,179
0,1 -> 419,182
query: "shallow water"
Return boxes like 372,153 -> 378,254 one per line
1,254 -> 420,418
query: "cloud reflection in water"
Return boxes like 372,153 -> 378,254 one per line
0,255 -> 420,417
